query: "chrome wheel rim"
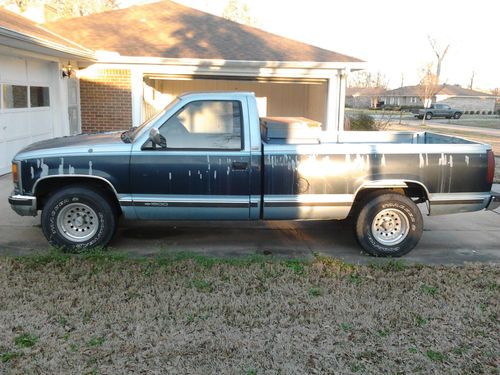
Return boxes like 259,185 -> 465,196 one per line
57,203 -> 98,242
371,208 -> 410,246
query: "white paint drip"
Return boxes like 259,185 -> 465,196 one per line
169,172 -> 172,180
69,165 -> 75,174
36,159 -> 40,168
465,156 -> 470,166
426,153 -> 429,166
214,170 -> 217,179
227,166 -> 230,175
58,158 -> 64,175
30,166 -> 34,179
88,161 -> 93,175
199,174 -> 202,180
40,159 -> 48,177
381,154 -> 386,167
449,155 -> 453,168
188,170 -> 191,176
419,154 -> 425,169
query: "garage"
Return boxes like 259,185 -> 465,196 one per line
142,75 -> 328,124
0,8 -> 94,175
0,54 -> 55,174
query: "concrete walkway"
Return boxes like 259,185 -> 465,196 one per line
1,174 -> 499,265
400,119 -> 500,136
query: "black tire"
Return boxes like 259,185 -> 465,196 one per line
41,186 -> 117,252
425,112 -> 433,120
355,193 -> 423,257
453,112 -> 461,119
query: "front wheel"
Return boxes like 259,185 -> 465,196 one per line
355,193 -> 423,257
41,186 -> 117,252
425,112 -> 433,120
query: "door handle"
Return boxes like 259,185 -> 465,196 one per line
232,161 -> 248,171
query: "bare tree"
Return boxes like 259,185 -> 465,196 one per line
348,71 -> 388,88
469,71 -> 475,90
417,63 -> 440,124
1,0 -> 118,20
222,0 -> 258,26
427,35 -> 450,84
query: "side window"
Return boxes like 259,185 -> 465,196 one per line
159,100 -> 242,150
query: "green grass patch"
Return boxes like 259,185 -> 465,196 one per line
14,333 -> 38,348
420,285 -> 438,296
1,351 -> 21,363
426,349 -> 446,362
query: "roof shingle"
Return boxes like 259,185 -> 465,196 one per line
44,0 -> 362,63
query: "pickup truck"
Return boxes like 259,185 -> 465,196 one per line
8,92 -> 499,257
415,103 -> 463,120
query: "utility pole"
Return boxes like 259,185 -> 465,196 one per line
469,71 -> 475,90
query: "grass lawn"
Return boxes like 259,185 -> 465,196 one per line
0,251 -> 498,374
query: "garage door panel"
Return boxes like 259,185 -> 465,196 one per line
0,55 -> 27,82
0,111 -> 31,141
29,110 -> 53,137
27,59 -> 52,84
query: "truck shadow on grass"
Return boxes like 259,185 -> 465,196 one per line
112,218 -> 361,258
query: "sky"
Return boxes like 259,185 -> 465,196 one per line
122,0 -> 499,90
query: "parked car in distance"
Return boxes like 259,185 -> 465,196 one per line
8,92 -> 500,257
415,103 -> 463,120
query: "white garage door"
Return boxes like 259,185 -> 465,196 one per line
0,54 -> 55,175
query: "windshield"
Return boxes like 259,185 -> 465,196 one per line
125,97 -> 181,142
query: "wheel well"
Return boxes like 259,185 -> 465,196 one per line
34,177 -> 121,215
350,183 -> 429,216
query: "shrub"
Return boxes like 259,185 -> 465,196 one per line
349,113 -> 377,131
476,110 -> 481,115
464,110 -> 469,115
488,111 -> 492,115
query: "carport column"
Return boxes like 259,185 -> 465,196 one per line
325,73 -> 340,133
326,69 -> 349,134
130,65 -> 144,127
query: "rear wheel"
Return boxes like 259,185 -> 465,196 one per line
453,112 -> 462,119
41,186 -> 117,252
355,193 -> 423,257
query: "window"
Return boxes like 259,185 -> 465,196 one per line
30,86 -> 50,107
158,100 -> 242,150
2,84 -> 28,108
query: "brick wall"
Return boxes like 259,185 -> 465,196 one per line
79,68 -> 132,133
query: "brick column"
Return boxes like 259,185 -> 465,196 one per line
78,67 -> 133,133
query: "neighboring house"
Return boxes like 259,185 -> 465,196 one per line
346,87 -> 386,108
382,84 -> 496,112
0,1 -> 365,174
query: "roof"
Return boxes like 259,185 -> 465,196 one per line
384,84 -> 493,97
44,0 -> 362,63
346,87 -> 386,96
0,7 -> 90,52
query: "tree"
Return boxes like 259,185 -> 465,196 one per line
427,35 -> 450,84
417,63 -> 440,123
0,0 -> 118,20
347,71 -> 388,88
222,0 -> 258,26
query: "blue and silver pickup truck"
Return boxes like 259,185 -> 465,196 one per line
8,92 -> 500,257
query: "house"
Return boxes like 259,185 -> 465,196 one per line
381,84 -> 496,112
0,1 -> 364,174
345,87 -> 386,108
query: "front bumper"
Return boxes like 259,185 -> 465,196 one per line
487,192 -> 500,211
8,194 -> 37,216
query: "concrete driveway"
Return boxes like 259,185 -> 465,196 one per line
1,173 -> 499,265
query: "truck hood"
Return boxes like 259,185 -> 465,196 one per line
20,132 -> 124,153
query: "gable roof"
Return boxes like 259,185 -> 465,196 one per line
0,7 -> 91,53
44,0 -> 362,63
384,84 -> 493,97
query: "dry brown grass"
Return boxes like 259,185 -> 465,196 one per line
0,252 -> 498,374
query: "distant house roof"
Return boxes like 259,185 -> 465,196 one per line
44,0 -> 363,63
0,7 -> 91,53
384,84 -> 493,97
346,87 -> 386,96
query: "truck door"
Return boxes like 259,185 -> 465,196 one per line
129,98 -> 251,220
